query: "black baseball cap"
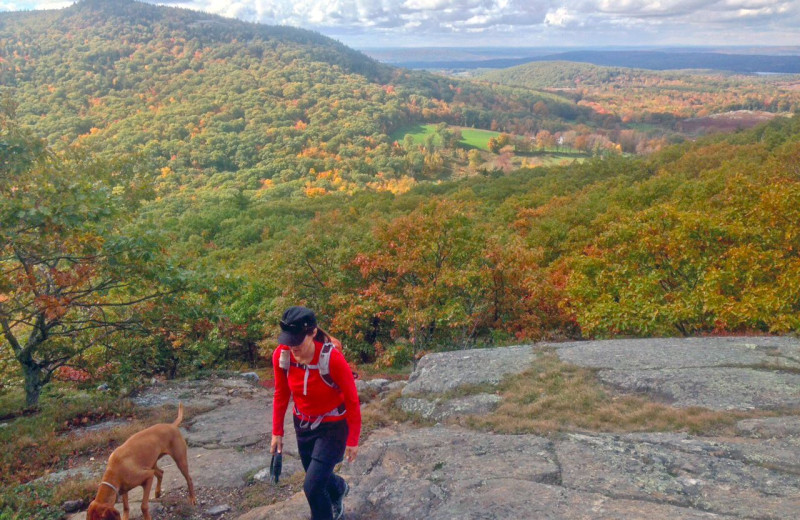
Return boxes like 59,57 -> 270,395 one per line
278,306 -> 317,346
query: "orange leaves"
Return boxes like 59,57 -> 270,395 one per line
348,199 -> 570,348
303,184 -> 328,197
294,120 -> 307,131
366,175 -> 417,194
54,366 -> 90,382
299,146 -> 333,159
34,294 -> 71,321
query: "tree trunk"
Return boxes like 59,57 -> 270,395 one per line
20,357 -> 43,408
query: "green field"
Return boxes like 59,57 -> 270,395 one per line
458,127 -> 505,150
390,124 -> 589,156
390,124 -> 504,151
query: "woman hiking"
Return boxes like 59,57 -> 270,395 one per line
270,306 -> 361,520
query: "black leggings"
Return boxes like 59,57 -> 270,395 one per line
294,416 -> 348,520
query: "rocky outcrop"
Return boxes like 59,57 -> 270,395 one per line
403,344 -> 537,395
396,393 -> 502,422
244,423 -> 800,519
63,338 -> 800,520
550,337 -> 800,410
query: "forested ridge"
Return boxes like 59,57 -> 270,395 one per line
481,61 -> 800,124
1,0 -> 601,196
2,0 -> 800,403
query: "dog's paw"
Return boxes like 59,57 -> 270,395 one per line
188,495 -> 197,506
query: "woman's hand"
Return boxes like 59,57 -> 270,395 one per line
344,445 -> 358,463
270,434 -> 283,454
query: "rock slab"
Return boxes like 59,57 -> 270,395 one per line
403,345 -> 537,395
550,336 -> 800,411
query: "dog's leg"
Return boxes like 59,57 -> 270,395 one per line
172,441 -> 196,505
122,493 -> 130,520
140,473 -> 155,520
153,465 -> 164,499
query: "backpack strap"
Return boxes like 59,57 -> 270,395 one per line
303,342 -> 339,390
317,342 -> 338,389
278,349 -> 291,377
279,343 -> 340,392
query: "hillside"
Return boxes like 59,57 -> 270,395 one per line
249,113 -> 800,355
1,0 -> 598,196
481,61 -> 800,125
2,0 -> 800,425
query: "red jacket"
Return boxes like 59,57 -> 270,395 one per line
272,341 -> 361,447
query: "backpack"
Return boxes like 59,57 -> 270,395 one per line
278,341 -> 339,392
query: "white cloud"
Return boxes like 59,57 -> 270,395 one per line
1,0 -> 71,9
3,0 -> 799,46
544,7 -> 579,27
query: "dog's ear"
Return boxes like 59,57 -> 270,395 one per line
86,502 -> 98,520
101,505 -> 121,520
87,502 -> 120,520
86,501 -> 99,520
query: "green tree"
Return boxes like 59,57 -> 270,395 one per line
468,149 -> 482,169
0,117 -> 174,407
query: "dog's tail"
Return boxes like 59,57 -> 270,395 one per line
173,402 -> 184,427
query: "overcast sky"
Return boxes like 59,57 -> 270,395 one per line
3,0 -> 800,48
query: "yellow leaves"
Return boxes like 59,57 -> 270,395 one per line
160,166 -> 172,178
303,184 -> 328,197
366,175 -> 417,195
78,127 -> 102,140
315,169 -> 339,181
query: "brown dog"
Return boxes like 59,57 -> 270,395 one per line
87,403 -> 196,520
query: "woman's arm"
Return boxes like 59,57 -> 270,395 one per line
271,347 -> 291,441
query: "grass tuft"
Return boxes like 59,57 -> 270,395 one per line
463,348 -> 777,436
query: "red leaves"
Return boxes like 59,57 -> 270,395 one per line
54,366 -> 91,382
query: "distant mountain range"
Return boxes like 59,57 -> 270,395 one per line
375,50 -> 800,74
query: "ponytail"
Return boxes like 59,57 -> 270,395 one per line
314,326 -> 332,344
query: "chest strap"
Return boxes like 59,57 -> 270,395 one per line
294,402 -> 347,430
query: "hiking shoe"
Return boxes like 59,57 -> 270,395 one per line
332,481 -> 349,520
